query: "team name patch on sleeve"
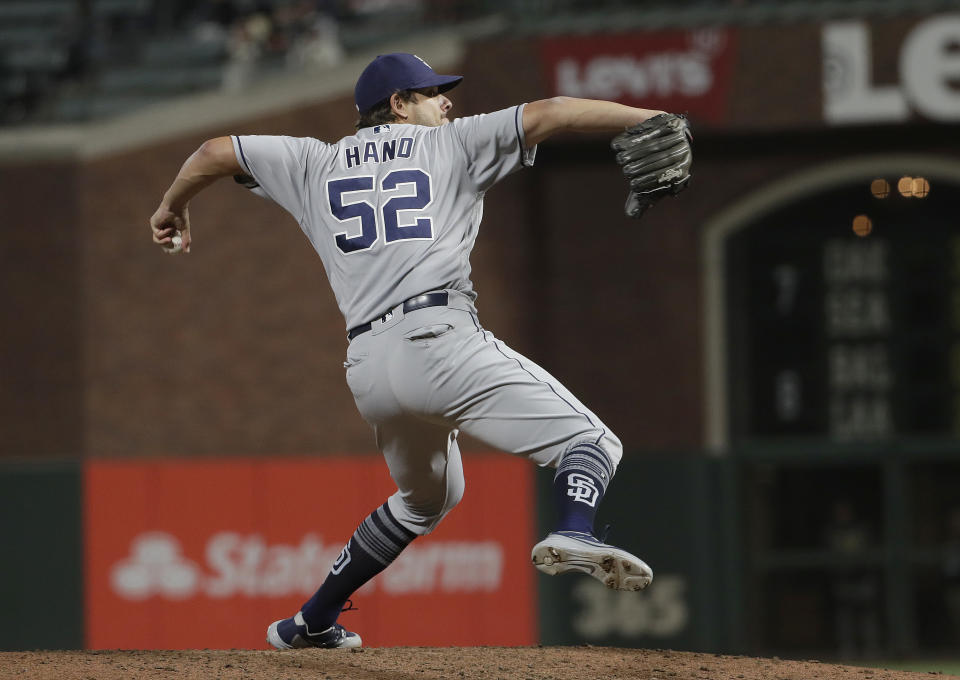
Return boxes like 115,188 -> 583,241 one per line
344,138 -> 415,169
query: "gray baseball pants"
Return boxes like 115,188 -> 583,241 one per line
344,289 -> 622,535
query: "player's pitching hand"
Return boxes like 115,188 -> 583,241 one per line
150,204 -> 191,254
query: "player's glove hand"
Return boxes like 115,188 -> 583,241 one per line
611,113 -> 692,219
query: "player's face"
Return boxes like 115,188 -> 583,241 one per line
406,86 -> 453,127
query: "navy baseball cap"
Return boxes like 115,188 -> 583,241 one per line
354,53 -> 462,113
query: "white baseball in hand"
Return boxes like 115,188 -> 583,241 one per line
165,230 -> 183,254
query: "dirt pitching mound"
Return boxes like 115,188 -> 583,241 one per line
2,647 -> 956,680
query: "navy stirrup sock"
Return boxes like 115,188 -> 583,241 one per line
552,442 -> 614,536
300,502 -> 416,630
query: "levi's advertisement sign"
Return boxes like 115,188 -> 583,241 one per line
540,29 -> 737,124
84,456 -> 536,649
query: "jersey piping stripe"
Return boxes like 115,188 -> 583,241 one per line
234,135 -> 253,175
468,312 -> 598,431
513,106 -> 533,168
513,106 -> 523,157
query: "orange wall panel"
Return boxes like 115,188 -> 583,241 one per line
84,455 -> 536,649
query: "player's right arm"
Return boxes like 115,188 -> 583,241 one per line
150,136 -> 242,252
522,97 -> 665,147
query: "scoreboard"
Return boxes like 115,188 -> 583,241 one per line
725,174 -> 959,442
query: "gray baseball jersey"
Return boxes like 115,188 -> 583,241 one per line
232,105 -> 622,535
232,106 -> 534,330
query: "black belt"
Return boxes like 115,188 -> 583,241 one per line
347,292 -> 449,340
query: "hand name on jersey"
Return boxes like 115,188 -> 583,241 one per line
344,138 -> 415,169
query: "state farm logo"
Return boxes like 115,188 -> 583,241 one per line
109,531 -> 503,600
111,532 -> 201,600
552,29 -> 729,101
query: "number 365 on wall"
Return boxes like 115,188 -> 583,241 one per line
571,574 -> 689,639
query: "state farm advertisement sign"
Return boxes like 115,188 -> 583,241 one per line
541,29 -> 738,124
84,456 -> 536,649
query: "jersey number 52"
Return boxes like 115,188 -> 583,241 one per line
327,169 -> 433,254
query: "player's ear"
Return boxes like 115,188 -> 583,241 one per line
389,92 -> 408,121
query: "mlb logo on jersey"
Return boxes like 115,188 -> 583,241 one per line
372,125 -> 391,134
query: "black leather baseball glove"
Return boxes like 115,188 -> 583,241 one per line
611,113 -> 692,219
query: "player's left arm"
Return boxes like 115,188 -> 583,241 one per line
521,97 -> 665,147
149,136 -> 243,252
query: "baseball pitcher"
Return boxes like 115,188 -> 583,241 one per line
149,52 -> 692,649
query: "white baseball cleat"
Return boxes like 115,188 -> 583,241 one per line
531,530 -> 653,591
266,611 -> 362,649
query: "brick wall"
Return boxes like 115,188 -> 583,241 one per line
0,162 -> 82,458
